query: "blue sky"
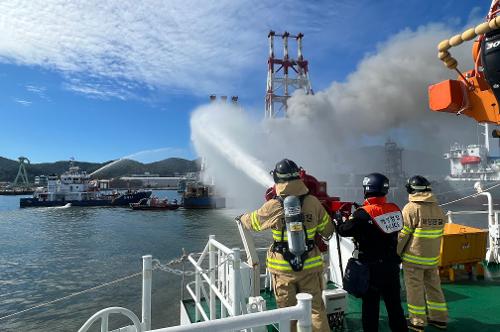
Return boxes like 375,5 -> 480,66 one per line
0,0 -> 488,163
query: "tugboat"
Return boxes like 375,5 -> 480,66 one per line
19,161 -> 151,208
129,197 -> 180,210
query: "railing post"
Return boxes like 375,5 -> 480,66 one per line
100,313 -> 109,332
231,248 -> 241,317
209,235 -> 216,320
296,293 -> 312,332
195,270 -> 201,322
479,192 -> 494,227
142,255 -> 152,331
279,320 -> 291,332
446,212 -> 453,224
236,220 -> 260,296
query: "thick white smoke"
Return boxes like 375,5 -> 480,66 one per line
191,23 -> 479,210
286,24 -> 475,150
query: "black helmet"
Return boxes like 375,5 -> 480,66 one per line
271,159 -> 301,183
406,175 -> 431,194
362,173 -> 389,197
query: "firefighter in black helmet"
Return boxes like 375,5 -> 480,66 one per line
272,158 -> 301,183
238,158 -> 333,332
399,176 -> 448,331
336,173 -> 408,332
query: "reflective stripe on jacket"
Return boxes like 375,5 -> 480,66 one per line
398,192 -> 446,268
240,179 -> 334,275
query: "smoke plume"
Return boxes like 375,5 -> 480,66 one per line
191,23 -> 480,210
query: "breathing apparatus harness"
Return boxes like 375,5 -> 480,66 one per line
271,194 -> 316,272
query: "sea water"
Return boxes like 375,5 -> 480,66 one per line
0,191 -> 271,331
0,192 -> 489,331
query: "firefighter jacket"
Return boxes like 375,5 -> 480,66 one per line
336,196 -> 403,264
397,192 -> 446,269
240,179 -> 334,276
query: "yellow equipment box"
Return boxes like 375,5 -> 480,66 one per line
439,223 -> 488,267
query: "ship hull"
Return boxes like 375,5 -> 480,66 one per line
0,190 -> 35,196
182,196 -> 226,209
20,191 -> 152,208
130,204 -> 180,210
110,191 -> 152,206
19,198 -> 111,207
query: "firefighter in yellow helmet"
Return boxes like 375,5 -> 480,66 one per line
398,175 -> 448,331
238,159 -> 333,332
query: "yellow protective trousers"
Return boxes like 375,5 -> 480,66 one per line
272,272 -> 329,332
403,264 -> 448,327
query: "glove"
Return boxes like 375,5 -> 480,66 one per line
333,211 -> 342,226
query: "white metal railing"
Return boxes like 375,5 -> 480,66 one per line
185,235 -> 246,321
78,255 -> 152,332
78,307 -> 142,332
79,235 -> 256,332
149,293 -> 313,332
78,233 -> 318,332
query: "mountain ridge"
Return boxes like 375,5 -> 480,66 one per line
0,157 -> 200,182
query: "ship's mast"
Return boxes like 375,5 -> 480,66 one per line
481,123 -> 500,157
265,31 -> 313,118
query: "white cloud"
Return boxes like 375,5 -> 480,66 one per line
13,98 -> 32,106
25,84 -> 50,101
0,0 -> 344,99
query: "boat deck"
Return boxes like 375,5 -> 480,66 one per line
183,264 -> 500,331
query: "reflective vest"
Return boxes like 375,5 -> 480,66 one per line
362,196 -> 403,234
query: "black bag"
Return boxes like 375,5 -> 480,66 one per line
342,257 -> 370,298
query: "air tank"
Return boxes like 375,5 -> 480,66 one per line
283,195 -> 306,257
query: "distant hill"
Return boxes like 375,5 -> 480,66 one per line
0,157 -> 21,182
147,158 -> 200,175
0,157 -> 200,182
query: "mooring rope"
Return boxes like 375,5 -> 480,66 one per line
0,271 -> 142,322
439,182 -> 500,207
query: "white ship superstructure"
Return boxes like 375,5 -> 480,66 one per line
21,160 -> 149,207
35,162 -> 106,202
444,124 -> 500,184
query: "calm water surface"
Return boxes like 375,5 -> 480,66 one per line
0,191 -> 272,332
0,191 -> 491,331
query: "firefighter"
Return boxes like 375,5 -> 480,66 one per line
398,175 -> 448,331
336,173 -> 408,332
238,158 -> 333,332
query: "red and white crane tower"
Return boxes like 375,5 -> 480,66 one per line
265,31 -> 313,118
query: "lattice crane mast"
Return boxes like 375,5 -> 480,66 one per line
265,31 -> 313,118
13,156 -> 30,188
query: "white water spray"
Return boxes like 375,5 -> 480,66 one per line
191,105 -> 273,189
90,158 -> 124,177
90,147 -> 188,177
